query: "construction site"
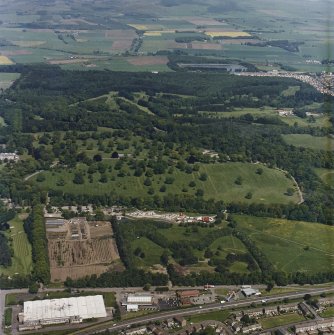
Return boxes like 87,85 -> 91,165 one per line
46,217 -> 121,282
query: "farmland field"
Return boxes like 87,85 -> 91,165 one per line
234,215 -> 334,273
0,214 -> 32,277
0,0 -> 331,72
32,162 -> 299,205
48,220 -> 121,281
282,134 -> 334,151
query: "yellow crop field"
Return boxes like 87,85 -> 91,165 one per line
205,31 -> 251,38
144,30 -> 175,36
128,24 -> 149,30
0,55 -> 14,65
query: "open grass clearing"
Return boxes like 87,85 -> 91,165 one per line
314,168 -> 334,187
32,162 -> 299,205
131,237 -> 165,267
235,215 -> 334,273
320,307 -> 334,318
0,214 -> 32,277
0,73 -> 20,90
282,134 -> 334,151
186,310 -> 230,323
281,86 -> 300,97
260,313 -> 305,329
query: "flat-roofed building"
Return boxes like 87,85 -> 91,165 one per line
19,295 -> 107,331
127,294 -> 153,305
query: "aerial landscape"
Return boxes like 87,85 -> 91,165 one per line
0,0 -> 333,334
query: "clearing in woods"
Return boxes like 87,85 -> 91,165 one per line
282,134 -> 334,151
47,218 -> 121,282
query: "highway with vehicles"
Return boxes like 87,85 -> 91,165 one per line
1,285 -> 334,335
68,286 -> 334,335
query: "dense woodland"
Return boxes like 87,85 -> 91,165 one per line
0,206 -> 15,267
0,65 -> 333,287
24,205 -> 50,284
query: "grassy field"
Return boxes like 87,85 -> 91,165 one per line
186,310 -> 230,323
128,222 -> 255,273
281,86 -> 300,97
0,214 -> 32,277
33,162 -> 299,205
200,107 -> 331,129
320,307 -> 334,318
0,116 -> 6,126
131,237 -> 164,267
260,287 -> 305,297
260,313 -> 305,329
235,215 -> 334,273
4,308 -> 12,327
282,134 -> 334,151
314,168 -> 334,187
0,73 -> 20,90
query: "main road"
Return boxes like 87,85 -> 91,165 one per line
68,286 -> 334,335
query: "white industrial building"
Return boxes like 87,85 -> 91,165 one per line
127,295 -> 152,304
19,295 -> 107,331
122,294 -> 153,312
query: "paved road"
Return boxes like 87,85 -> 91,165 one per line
69,287 -> 334,335
2,285 -> 333,334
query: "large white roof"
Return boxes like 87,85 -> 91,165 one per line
127,295 -> 152,304
23,295 -> 107,322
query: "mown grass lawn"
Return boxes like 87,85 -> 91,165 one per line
282,134 -> 334,151
32,162 -> 299,205
235,215 -> 334,273
0,214 -> 32,277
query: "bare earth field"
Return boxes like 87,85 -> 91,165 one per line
106,29 -> 137,52
48,220 -> 121,282
127,56 -> 169,66
191,42 -> 223,50
184,17 -> 227,26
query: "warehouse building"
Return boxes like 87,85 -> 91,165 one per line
122,294 -> 153,312
241,287 -> 261,297
18,295 -> 107,331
